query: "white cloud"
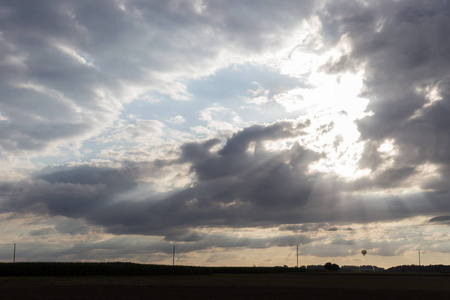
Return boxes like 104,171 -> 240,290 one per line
167,115 -> 186,124
198,104 -> 246,135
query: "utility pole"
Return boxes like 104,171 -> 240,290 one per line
296,245 -> 298,268
418,249 -> 421,267
172,245 -> 175,266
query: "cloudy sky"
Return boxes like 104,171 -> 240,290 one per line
1,0 -> 450,268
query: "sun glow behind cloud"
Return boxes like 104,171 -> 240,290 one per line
262,26 -> 372,179
276,57 -> 370,178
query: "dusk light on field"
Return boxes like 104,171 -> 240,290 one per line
1,0 -> 450,269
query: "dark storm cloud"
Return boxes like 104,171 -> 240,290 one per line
0,179 -> 105,217
1,160 -> 170,219
0,120 -> 326,234
36,164 -> 141,190
180,120 -> 310,180
429,216 -> 450,225
91,120 -> 323,234
1,118 -> 450,239
352,166 -> 417,190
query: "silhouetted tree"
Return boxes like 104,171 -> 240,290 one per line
324,262 -> 340,272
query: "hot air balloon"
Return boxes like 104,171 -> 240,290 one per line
361,250 -> 367,256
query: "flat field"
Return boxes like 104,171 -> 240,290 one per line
1,273 -> 449,299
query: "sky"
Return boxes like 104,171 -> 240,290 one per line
1,0 -> 450,268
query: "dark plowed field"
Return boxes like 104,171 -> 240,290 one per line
1,273 -> 449,299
